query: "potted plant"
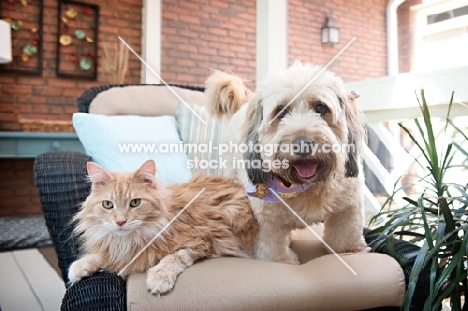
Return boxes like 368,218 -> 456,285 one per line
369,90 -> 468,311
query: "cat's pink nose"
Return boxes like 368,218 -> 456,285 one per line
116,220 -> 127,227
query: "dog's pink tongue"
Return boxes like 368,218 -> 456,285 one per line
293,161 -> 318,178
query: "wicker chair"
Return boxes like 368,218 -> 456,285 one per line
34,84 -> 430,311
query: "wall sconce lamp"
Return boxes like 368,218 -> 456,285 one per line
321,17 -> 339,44
0,19 -> 12,64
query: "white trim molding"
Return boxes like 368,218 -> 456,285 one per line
386,0 -> 407,76
256,0 -> 288,85
141,0 -> 161,84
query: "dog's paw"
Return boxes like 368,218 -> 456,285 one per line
345,240 -> 369,253
256,247 -> 300,265
336,238 -> 368,254
68,255 -> 101,282
281,249 -> 300,265
146,264 -> 178,295
326,238 -> 368,254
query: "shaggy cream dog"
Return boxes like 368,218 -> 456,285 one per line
205,61 -> 367,264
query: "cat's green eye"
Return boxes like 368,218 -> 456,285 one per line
102,200 -> 114,209
130,199 -> 141,208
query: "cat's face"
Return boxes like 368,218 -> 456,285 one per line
79,160 -> 167,236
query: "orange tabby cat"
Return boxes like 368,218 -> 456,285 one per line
68,160 -> 258,295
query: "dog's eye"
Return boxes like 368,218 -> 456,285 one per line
276,107 -> 288,120
314,103 -> 327,115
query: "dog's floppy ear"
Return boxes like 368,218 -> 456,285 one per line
339,94 -> 366,178
244,100 -> 271,184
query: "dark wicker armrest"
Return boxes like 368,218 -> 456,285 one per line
34,151 -> 92,282
61,271 -> 126,311
365,230 -> 430,311
34,151 -> 127,311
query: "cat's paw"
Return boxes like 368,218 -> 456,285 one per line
146,264 -> 178,295
68,255 -> 101,283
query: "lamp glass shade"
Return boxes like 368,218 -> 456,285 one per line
321,28 -> 329,43
329,27 -> 339,43
321,17 -> 340,44
0,20 -> 12,64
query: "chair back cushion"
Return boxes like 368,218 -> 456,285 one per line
89,85 -> 207,117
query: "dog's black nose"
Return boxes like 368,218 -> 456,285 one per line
292,137 -> 314,156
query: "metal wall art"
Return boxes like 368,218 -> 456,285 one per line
56,0 -> 99,80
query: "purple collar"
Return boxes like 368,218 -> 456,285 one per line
247,175 -> 314,203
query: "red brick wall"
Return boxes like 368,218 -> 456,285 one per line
160,0 -> 256,90
0,159 -> 40,216
0,0 -> 142,216
288,0 -> 388,82
161,0 -> 390,87
0,0 -> 142,132
397,0 -> 422,73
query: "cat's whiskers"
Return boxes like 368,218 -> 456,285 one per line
101,221 -> 121,231
125,220 -> 143,229
58,225 -> 88,250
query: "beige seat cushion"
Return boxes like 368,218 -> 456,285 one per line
89,85 -> 207,116
127,227 -> 405,311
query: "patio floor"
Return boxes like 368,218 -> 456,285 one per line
0,248 -> 65,311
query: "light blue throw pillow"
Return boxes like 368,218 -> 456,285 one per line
72,113 -> 192,185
